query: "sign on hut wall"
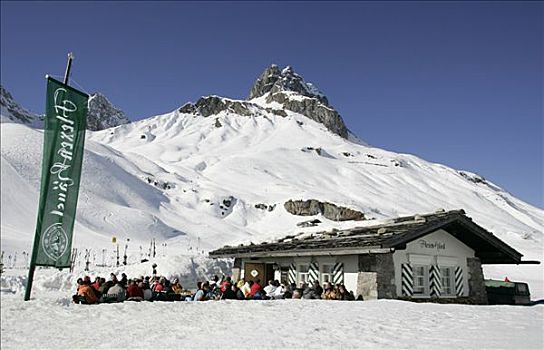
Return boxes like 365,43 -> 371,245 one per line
418,239 -> 446,251
404,230 -> 473,257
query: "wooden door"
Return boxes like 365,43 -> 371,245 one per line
244,262 -> 265,283
265,264 -> 276,283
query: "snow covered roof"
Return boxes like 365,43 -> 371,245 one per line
210,209 -> 533,264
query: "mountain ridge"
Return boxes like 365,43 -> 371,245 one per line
0,84 -> 42,127
0,84 -> 130,131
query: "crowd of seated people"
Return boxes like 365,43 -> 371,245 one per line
72,273 -> 361,304
187,276 -> 360,301
72,273 -> 188,304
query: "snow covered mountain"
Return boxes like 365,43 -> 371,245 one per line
1,65 -> 542,297
0,84 -> 129,130
1,85 -> 43,127
87,92 -> 130,131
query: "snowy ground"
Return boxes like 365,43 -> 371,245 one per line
2,264 -> 543,349
1,291 -> 542,350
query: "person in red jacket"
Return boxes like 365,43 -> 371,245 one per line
126,280 -> 144,300
152,277 -> 165,292
220,276 -> 232,294
249,279 -> 263,298
91,277 -> 101,291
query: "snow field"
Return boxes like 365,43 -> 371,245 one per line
1,292 -> 542,350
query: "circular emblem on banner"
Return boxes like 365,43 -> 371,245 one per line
250,269 -> 259,277
41,223 -> 69,261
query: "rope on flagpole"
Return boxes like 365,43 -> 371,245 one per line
69,78 -> 92,96
46,74 -> 92,96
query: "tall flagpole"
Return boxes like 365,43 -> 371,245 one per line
25,52 -> 74,301
64,52 -> 74,84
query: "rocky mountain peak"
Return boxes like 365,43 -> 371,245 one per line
247,65 -> 348,138
248,64 -> 281,100
179,64 -> 349,139
0,85 -> 41,125
248,64 -> 329,106
87,92 -> 130,131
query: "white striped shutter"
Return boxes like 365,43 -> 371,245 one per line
308,261 -> 319,284
455,266 -> 464,296
401,263 -> 414,297
429,264 -> 442,297
288,263 -> 296,285
332,262 -> 344,285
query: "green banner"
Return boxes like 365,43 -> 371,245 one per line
31,77 -> 88,268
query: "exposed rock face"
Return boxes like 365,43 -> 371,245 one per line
297,219 -> 322,227
248,64 -> 282,101
0,85 -> 42,125
178,64 -> 350,139
254,203 -> 276,212
266,90 -> 348,138
322,202 -> 366,221
284,199 -> 365,221
179,96 -> 254,117
458,171 -> 487,185
250,65 -> 348,139
458,171 -> 501,192
87,93 -> 130,131
249,65 -> 329,106
285,199 -> 322,216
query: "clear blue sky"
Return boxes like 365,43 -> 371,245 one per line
1,1 -> 542,208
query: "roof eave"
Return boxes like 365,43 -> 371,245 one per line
209,246 -> 391,259
456,216 -> 524,261
480,259 -> 541,265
